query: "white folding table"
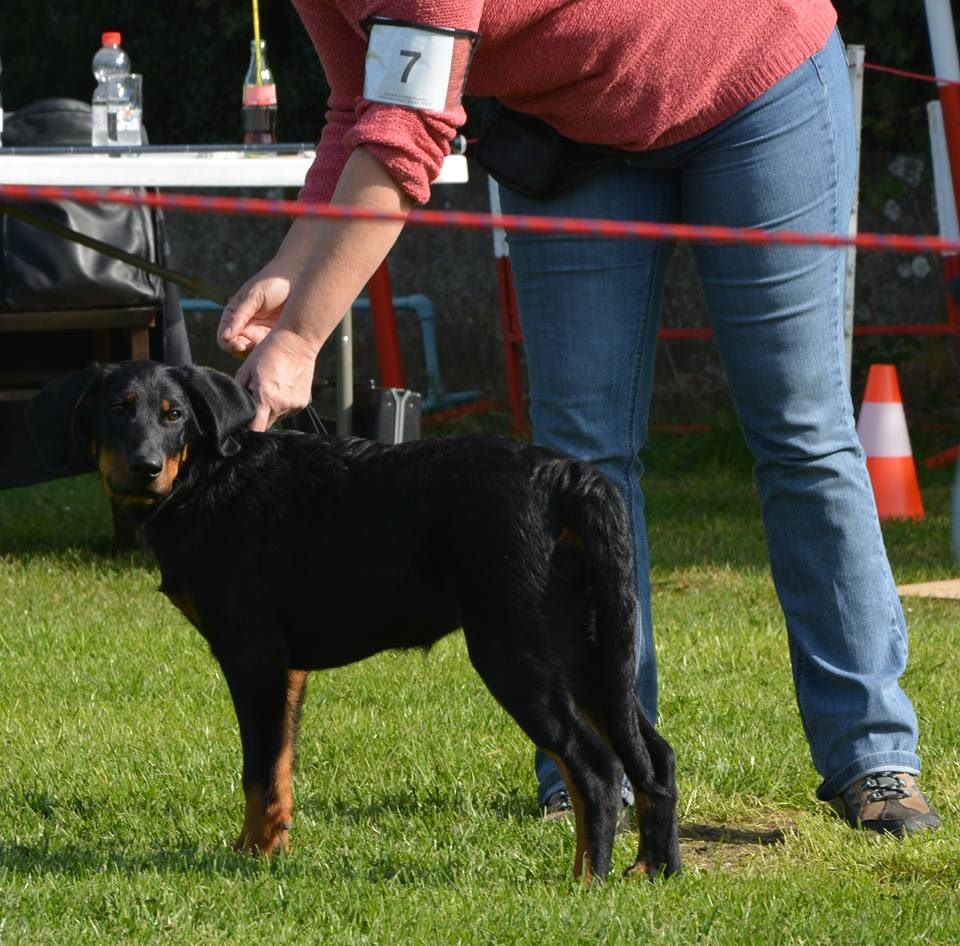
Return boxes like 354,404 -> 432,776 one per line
0,143 -> 469,188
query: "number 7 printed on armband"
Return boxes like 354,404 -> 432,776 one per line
399,49 -> 422,83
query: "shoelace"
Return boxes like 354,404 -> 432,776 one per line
861,772 -> 910,803
547,790 -> 573,812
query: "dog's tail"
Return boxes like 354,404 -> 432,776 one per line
536,457 -> 681,878
535,458 -> 638,669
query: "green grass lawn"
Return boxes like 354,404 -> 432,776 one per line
1,428 -> 959,945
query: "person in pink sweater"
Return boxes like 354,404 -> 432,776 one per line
218,0 -> 940,836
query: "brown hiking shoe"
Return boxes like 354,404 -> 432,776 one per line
830,772 -> 941,836
542,789 -> 574,822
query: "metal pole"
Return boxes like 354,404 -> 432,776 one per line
335,309 -> 353,436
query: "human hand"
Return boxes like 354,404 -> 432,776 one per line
217,274 -> 292,356
234,327 -> 319,432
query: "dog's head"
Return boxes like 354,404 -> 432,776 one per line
27,361 -> 256,519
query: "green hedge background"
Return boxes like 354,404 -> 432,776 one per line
0,1 -> 949,153
0,1 -> 328,146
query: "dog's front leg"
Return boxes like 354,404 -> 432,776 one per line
221,653 -> 308,855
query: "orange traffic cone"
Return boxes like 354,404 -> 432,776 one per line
855,364 -> 924,520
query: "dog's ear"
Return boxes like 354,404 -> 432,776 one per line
171,365 -> 256,457
25,362 -> 110,472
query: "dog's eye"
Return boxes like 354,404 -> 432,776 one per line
166,408 -> 184,422
111,402 -> 127,416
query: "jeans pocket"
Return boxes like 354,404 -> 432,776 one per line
809,28 -> 845,89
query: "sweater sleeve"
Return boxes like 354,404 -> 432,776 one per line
291,0 -> 482,205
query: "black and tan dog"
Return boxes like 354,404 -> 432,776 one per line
27,360 -> 680,882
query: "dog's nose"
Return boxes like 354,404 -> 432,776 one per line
128,454 -> 164,479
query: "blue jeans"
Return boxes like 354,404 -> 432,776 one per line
499,32 -> 921,806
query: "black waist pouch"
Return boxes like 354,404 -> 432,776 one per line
474,101 -> 629,199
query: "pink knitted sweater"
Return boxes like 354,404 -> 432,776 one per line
291,0 -> 837,204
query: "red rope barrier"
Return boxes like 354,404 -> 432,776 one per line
2,183 -> 959,256
660,324 -> 960,342
863,61 -> 960,87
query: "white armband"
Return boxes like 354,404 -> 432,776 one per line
363,17 -> 480,112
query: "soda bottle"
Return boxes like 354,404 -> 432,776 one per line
91,31 -> 131,146
242,39 -> 277,145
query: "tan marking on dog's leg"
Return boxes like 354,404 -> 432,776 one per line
549,753 -> 593,886
234,670 -> 308,857
624,794 -> 650,877
164,592 -> 202,631
263,669 -> 308,852
235,784 -> 268,852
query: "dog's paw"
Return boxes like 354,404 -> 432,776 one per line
232,823 -> 290,856
624,856 -> 680,881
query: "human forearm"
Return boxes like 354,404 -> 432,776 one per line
219,146 -> 413,431
275,147 -> 412,353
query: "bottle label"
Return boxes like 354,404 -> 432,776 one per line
243,84 -> 277,107
116,105 -> 142,145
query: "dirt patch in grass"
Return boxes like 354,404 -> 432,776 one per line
677,819 -> 795,871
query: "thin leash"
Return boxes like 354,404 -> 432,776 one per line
0,198 -> 231,304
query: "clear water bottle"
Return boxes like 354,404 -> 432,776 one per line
0,54 -> 4,148
242,39 -> 277,145
91,31 -> 130,146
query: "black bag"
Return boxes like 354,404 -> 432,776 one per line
294,383 -> 422,444
352,386 -> 421,443
0,98 -> 166,310
474,100 -> 628,199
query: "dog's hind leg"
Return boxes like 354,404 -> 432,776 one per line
624,710 -> 681,879
538,719 -> 623,883
588,695 -> 681,879
220,652 -> 308,855
464,631 -> 622,882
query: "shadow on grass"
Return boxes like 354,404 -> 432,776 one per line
677,820 -> 790,872
0,473 -> 159,570
301,786 -> 536,824
0,840 -> 267,879
680,823 -> 785,846
0,837 -> 519,887
0,473 -> 120,556
0,807 -> 789,883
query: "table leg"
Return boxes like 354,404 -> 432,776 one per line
335,309 -> 353,436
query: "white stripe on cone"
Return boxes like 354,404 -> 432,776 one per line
856,401 -> 914,457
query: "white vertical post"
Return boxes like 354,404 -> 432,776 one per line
923,0 -> 960,83
922,0 -> 960,292
927,100 -> 960,249
844,44 -> 866,389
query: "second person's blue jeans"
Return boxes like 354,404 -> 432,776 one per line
499,32 -> 922,807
